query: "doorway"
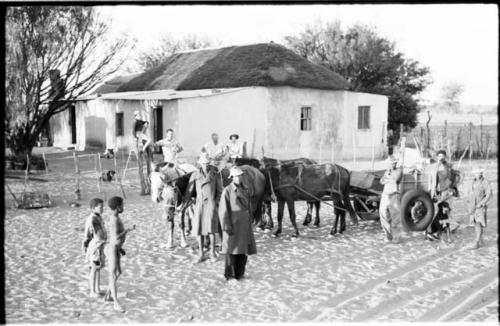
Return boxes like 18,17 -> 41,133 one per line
152,106 -> 163,153
69,105 -> 77,144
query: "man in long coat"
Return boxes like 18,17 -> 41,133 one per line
468,167 -> 492,249
183,153 -> 222,263
218,167 -> 257,280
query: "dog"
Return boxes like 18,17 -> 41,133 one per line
99,170 -> 116,182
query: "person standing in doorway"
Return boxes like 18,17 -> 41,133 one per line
219,166 -> 257,280
154,128 -> 183,164
379,156 -> 403,243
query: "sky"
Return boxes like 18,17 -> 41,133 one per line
99,4 -> 498,106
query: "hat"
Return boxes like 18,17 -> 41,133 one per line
198,153 -> 210,164
229,167 -> 244,177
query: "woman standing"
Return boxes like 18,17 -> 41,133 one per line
218,167 -> 257,280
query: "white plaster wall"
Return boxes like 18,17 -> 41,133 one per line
176,88 -> 268,158
341,91 -> 388,160
49,109 -> 72,149
265,87 -> 345,161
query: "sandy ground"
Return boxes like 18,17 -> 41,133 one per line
4,151 -> 498,322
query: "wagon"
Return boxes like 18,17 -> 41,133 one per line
349,167 -> 450,231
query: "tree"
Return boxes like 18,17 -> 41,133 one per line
5,6 -> 133,161
137,33 -> 221,70
284,21 -> 431,140
440,81 -> 464,112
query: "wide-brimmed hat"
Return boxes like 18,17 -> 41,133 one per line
229,167 -> 244,177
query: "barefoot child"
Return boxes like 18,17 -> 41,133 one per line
82,198 -> 107,297
104,196 -> 135,312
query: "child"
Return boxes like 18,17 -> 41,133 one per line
82,198 -> 107,298
104,196 -> 135,312
468,168 -> 492,249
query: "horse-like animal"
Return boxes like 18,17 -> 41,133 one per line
150,163 -> 196,249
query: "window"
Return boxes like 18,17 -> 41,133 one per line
358,106 -> 370,129
115,112 -> 124,136
300,106 -> 312,131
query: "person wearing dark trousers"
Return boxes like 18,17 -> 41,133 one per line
218,167 -> 257,280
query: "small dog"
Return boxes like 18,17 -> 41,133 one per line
99,170 -> 116,182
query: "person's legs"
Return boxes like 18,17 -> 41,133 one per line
235,254 -> 248,279
388,194 -> 401,242
88,265 -> 97,296
209,233 -> 217,260
379,195 -> 392,241
197,235 -> 204,262
224,254 -> 236,280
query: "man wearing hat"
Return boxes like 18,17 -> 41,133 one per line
379,155 -> 403,243
183,152 -> 222,262
218,166 -> 257,280
468,167 -> 492,249
202,133 -> 227,171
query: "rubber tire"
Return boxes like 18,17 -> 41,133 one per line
400,190 -> 434,231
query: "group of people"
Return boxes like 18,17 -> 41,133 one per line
134,114 -> 256,279
377,149 -> 492,249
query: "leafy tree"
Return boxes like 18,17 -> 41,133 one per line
440,81 -> 464,112
284,21 -> 431,139
5,6 -> 132,161
137,34 -> 221,70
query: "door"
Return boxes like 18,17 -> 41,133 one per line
153,106 -> 163,153
69,105 -> 77,144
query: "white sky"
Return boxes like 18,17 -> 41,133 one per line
99,4 -> 498,105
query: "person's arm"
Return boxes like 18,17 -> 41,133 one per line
380,171 -> 389,185
175,141 -> 183,154
143,135 -> 151,150
82,219 -> 93,252
394,167 -> 403,184
238,142 -> 244,157
154,139 -> 164,147
117,224 -> 136,239
477,181 -> 493,207
218,188 -> 233,235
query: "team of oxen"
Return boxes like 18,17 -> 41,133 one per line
150,157 -> 359,246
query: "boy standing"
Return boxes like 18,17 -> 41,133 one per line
82,198 -> 107,297
104,196 -> 135,312
468,168 -> 492,249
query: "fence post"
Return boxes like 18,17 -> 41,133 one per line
73,151 -> 81,201
42,151 -> 49,174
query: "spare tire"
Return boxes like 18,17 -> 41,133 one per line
400,190 -> 434,231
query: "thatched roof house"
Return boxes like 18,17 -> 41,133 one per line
52,42 -> 388,161
117,43 -> 350,92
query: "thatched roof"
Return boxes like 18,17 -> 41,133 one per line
117,43 -> 350,92
92,74 -> 140,95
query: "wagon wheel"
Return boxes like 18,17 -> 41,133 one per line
401,190 -> 435,231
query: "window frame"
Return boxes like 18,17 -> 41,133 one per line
115,112 -> 124,137
300,106 -> 312,131
357,106 -> 371,130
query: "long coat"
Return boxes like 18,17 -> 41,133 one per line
218,183 -> 257,255
185,167 -> 222,236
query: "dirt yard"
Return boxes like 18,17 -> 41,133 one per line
3,150 -> 498,322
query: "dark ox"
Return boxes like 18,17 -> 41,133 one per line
236,157 -> 357,237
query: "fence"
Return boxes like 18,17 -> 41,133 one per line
409,121 -> 498,160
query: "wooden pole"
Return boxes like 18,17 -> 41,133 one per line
352,132 -> 356,168
94,153 -> 101,193
330,138 -> 335,163
468,122 -> 473,169
250,128 -> 256,158
73,151 -> 81,200
319,138 -> 323,164
114,150 -> 126,199
371,135 -> 375,171
42,151 -> 49,174
22,154 -> 30,195
122,150 -> 133,182
447,139 -> 452,163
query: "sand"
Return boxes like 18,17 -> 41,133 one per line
4,155 -> 498,322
